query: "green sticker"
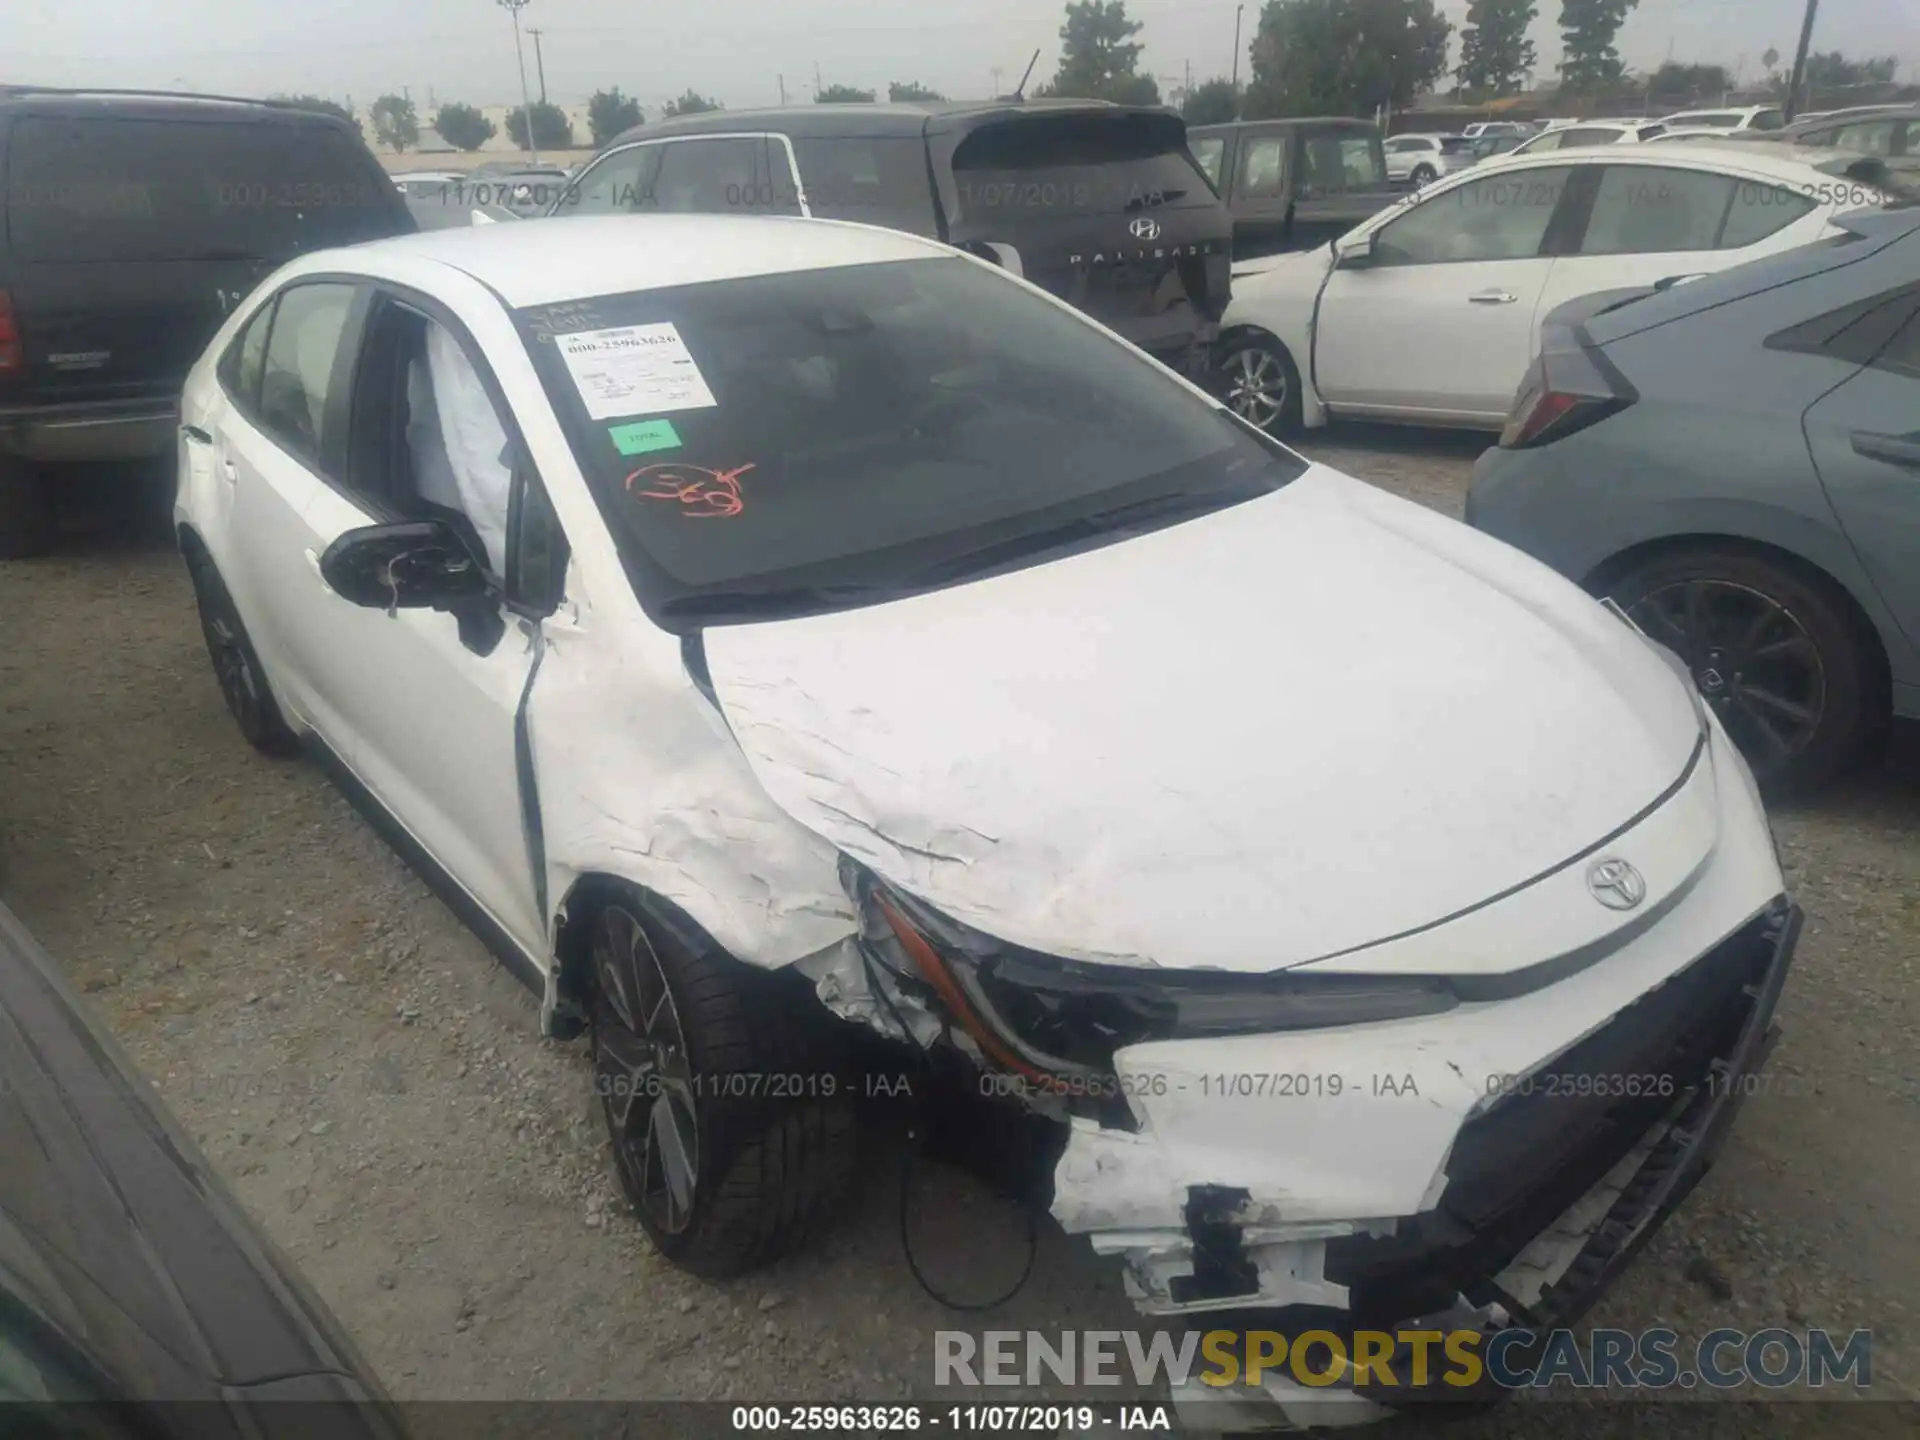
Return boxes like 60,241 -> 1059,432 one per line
608,418 -> 683,456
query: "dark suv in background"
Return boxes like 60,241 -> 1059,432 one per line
546,100 -> 1234,382
0,89 -> 414,557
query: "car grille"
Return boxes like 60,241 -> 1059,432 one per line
1324,903 -> 1786,1323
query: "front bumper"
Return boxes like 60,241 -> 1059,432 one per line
1046,717 -> 1790,1427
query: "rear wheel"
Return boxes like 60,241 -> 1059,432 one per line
1215,334 -> 1302,436
1410,163 -> 1438,187
1605,547 -> 1878,794
186,553 -> 301,756
587,896 -> 856,1277
0,457 -> 55,560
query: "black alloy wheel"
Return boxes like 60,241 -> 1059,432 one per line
188,557 -> 300,756
1608,547 -> 1875,793
591,904 -> 701,1237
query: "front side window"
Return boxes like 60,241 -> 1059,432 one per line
515,256 -> 1303,628
556,144 -> 663,216
1302,134 -> 1385,191
1238,137 -> 1287,197
255,282 -> 358,472
1831,120 -> 1900,156
220,301 -> 275,410
1190,136 -> 1225,189
1373,166 -> 1571,264
1518,131 -> 1565,154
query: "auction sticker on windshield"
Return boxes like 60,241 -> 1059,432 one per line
557,322 -> 717,420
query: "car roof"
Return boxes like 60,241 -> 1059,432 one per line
1190,116 -> 1374,135
1471,141 -> 1862,187
604,97 -> 1149,147
343,213 -> 951,308
0,85 -> 355,128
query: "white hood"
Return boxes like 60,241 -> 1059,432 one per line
703,465 -> 1702,973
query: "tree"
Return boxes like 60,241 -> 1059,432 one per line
1244,0 -> 1451,119
1557,0 -> 1639,92
1182,77 -> 1240,125
1761,46 -> 1780,74
1456,0 -> 1537,95
1803,52 -> 1900,88
270,94 -> 355,126
1046,0 -> 1161,105
506,101 -> 574,150
662,89 -> 723,117
888,80 -> 947,101
434,102 -> 495,151
1649,61 -> 1729,103
815,83 -> 877,103
369,94 -> 419,152
588,88 -> 644,145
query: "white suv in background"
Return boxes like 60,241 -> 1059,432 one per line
1511,119 -> 1669,154
1660,104 -> 1785,132
1383,132 -> 1475,186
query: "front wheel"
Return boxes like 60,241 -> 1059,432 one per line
1215,335 -> 1302,436
587,898 -> 856,1277
1605,547 -> 1878,794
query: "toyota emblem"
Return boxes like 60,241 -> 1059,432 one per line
1586,857 -> 1647,911
1128,217 -> 1162,241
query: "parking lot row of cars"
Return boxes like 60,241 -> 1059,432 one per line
0,80 -> 1913,1433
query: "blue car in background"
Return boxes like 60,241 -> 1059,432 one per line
1468,206 -> 1920,794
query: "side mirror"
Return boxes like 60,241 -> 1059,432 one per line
1333,231 -> 1377,269
319,520 -> 492,614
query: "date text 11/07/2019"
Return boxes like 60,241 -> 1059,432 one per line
729,1404 -> 1175,1433
976,1071 -> 1420,1101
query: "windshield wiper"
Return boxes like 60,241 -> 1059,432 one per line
658,582 -> 894,627
902,488 -> 1242,589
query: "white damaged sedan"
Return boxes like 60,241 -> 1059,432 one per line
175,215 -> 1798,1423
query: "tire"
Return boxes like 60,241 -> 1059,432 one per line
186,552 -> 302,757
1410,163 -> 1438,187
1603,546 -> 1878,795
1215,333 -> 1303,436
586,896 -> 857,1277
0,457 -> 55,560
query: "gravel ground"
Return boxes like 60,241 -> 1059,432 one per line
1,429 -> 1916,1435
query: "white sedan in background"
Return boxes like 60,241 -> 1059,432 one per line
1216,145 -> 1893,434
172,215 -> 1797,1430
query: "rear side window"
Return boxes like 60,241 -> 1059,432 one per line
220,301 -> 275,410
789,137 -> 937,232
1577,166 -> 1812,254
950,112 -> 1214,218
3,116 -> 403,263
1557,127 -> 1626,147
1873,308 -> 1920,378
255,282 -> 358,473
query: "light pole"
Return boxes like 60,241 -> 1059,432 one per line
498,0 -> 540,165
1230,4 -> 1244,106
1784,0 -> 1819,123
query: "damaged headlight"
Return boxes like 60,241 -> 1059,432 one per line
842,858 -> 1457,1082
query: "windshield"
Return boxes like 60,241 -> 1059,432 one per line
517,256 -> 1303,628
3,116 -> 404,263
949,112 -> 1215,217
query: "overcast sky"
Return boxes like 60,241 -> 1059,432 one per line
6,0 -> 1918,115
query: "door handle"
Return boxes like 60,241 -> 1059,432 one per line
181,424 -> 212,444
1851,430 -> 1920,469
1469,290 -> 1519,304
